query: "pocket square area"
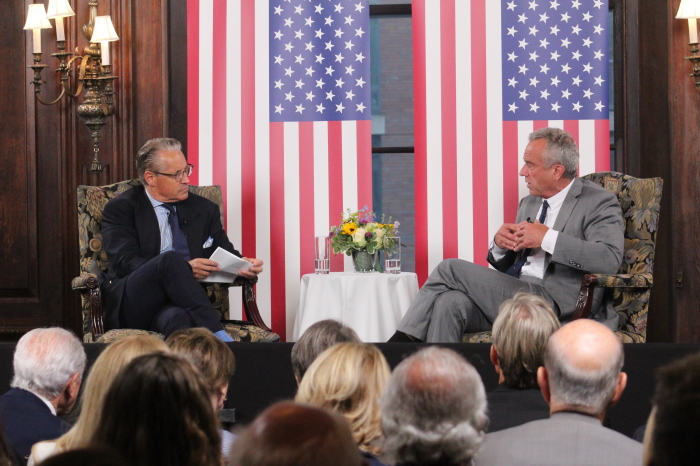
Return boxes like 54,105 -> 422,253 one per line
203,237 -> 214,248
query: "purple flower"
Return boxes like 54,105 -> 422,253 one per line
360,219 -> 369,225
365,231 -> 372,239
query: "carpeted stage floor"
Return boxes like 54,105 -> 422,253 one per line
1,342 -> 698,437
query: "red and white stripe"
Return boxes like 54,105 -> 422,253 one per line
412,0 -> 610,285
187,0 -> 372,341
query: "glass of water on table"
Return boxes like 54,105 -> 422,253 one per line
384,237 -> 401,274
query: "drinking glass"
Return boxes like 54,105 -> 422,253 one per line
314,236 -> 330,274
384,236 -> 401,274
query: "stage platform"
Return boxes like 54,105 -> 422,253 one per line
1,342 -> 698,437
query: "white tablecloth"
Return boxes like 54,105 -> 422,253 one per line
293,272 -> 419,342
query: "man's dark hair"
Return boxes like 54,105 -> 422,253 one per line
647,352 -> 700,466
291,320 -> 361,381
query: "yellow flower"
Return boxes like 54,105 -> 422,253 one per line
342,222 -> 357,235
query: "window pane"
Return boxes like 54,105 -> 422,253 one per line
372,153 -> 415,272
370,14 -> 413,147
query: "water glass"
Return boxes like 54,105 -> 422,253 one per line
314,236 -> 330,274
384,236 -> 401,274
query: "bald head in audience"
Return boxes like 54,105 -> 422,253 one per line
381,347 -> 487,466
228,401 -> 365,466
539,319 -> 627,419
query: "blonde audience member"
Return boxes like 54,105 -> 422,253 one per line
295,342 -> 390,464
166,328 -> 237,456
28,335 -> 168,465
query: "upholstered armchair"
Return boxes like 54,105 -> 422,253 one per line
72,179 -> 279,343
463,171 -> 663,343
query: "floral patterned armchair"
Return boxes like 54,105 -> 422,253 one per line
463,172 -> 663,343
72,179 -> 279,343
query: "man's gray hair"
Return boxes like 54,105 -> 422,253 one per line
291,320 -> 361,381
492,292 -> 560,389
135,138 -> 183,184
529,127 -> 579,179
11,328 -> 86,399
381,347 -> 487,466
544,328 -> 624,413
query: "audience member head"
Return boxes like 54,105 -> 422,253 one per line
539,319 -> 626,419
39,447 -> 128,466
491,292 -> 560,389
91,352 -> 221,466
295,342 -> 390,456
643,352 -> 700,466
167,327 -> 236,412
50,335 -> 169,454
381,347 -> 487,466
228,401 -> 363,466
11,327 -> 86,414
291,320 -> 361,383
135,137 -> 182,184
529,127 -> 579,179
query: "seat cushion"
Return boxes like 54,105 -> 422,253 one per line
85,323 -> 280,344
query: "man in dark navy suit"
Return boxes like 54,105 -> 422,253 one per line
0,328 -> 86,461
100,138 -> 264,341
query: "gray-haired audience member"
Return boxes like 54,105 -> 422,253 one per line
487,292 -> 560,432
291,319 -> 361,383
228,401 -> 365,466
643,352 -> 700,466
475,319 -> 642,466
0,328 -> 86,459
381,347 -> 487,466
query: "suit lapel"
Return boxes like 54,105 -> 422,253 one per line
552,177 -> 582,232
136,187 -> 162,257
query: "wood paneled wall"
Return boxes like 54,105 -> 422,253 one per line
0,0 -> 698,342
0,0 -> 169,338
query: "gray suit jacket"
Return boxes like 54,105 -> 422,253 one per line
488,178 -> 624,327
474,412 -> 642,466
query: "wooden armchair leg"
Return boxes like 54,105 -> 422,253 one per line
572,274 -> 599,321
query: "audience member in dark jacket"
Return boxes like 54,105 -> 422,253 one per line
486,292 -> 560,432
0,328 -> 85,461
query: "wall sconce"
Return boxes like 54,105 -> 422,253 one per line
677,0 -> 700,95
24,0 -> 119,172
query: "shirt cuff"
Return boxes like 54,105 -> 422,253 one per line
541,229 -> 558,254
490,241 -> 508,260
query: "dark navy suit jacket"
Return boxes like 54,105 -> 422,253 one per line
0,388 -> 71,460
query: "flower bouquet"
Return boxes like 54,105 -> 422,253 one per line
330,206 -> 400,272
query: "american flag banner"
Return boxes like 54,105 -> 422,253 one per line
187,0 -> 372,341
412,0 -> 610,285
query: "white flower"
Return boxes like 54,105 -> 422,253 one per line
352,228 -> 367,247
375,228 -> 385,244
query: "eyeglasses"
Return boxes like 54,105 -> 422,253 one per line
152,164 -> 194,182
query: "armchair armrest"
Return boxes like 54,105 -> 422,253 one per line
232,276 -> 273,332
572,273 -> 653,321
72,273 -> 105,338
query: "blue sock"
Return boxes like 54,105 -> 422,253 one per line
214,330 -> 234,342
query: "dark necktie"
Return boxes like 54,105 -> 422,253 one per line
506,200 -> 550,278
162,203 -> 191,261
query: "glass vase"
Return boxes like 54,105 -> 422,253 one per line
351,250 -> 378,273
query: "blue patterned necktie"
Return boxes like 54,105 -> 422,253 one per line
506,200 -> 550,278
162,203 -> 191,261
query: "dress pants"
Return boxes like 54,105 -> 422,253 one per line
121,251 -> 224,336
397,258 -> 559,342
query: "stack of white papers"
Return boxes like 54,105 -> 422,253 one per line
199,247 -> 252,283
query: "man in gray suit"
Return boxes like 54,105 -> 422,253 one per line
475,319 -> 642,466
389,127 -> 624,342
